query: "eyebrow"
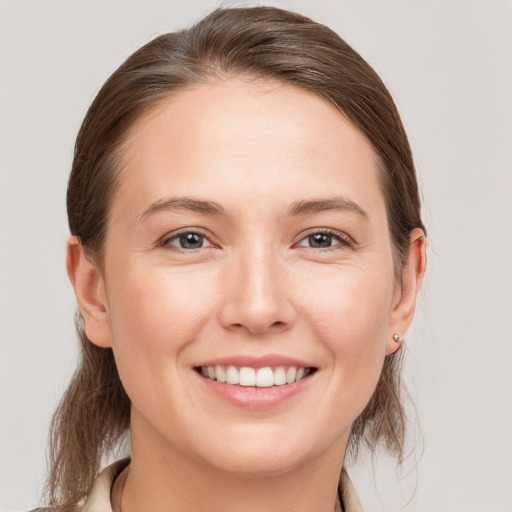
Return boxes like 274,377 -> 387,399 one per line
138,197 -> 225,221
138,195 -> 368,222
287,197 -> 369,220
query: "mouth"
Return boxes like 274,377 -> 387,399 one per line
194,365 -> 317,388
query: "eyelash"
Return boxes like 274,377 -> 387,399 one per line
159,228 -> 354,252
160,229 -> 214,252
293,229 -> 354,251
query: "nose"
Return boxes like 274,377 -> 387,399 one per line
219,245 -> 297,335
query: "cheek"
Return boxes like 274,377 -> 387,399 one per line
300,260 -> 394,339
101,262 -> 222,434
300,262 -> 394,392
107,262 -> 212,340
103,262 -> 216,391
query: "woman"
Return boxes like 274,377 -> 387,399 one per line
45,6 -> 426,511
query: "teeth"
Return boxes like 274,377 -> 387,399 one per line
256,367 -> 274,387
216,365 -> 227,383
199,365 -> 312,387
239,367 -> 256,386
286,366 -> 296,384
273,367 -> 287,386
226,365 -> 239,385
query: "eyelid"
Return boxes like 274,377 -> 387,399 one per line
157,227 -> 354,251
159,227 -> 217,250
293,228 -> 354,249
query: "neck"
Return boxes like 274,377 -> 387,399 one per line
119,414 -> 348,512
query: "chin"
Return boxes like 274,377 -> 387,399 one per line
190,423 -> 333,478
202,446 -> 308,478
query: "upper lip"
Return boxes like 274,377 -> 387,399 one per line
195,354 -> 315,369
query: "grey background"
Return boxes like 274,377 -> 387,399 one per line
1,1 -> 511,511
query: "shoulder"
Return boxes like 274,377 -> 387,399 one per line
29,505 -> 81,512
30,459 -> 129,512
81,458 -> 130,512
340,468 -> 364,512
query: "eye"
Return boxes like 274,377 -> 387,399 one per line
164,231 -> 212,250
295,230 -> 351,249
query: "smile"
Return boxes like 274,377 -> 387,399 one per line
196,365 -> 314,388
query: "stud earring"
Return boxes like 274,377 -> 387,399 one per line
393,334 -> 401,343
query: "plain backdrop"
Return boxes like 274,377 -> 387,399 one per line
1,1 -> 511,511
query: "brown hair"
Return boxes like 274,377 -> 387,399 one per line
47,6 -> 425,509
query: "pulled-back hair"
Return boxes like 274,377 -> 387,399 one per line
47,6 -> 425,510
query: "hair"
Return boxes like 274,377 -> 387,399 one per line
46,6 -> 425,510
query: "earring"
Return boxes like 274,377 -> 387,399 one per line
393,334 -> 401,343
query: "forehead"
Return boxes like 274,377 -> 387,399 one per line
113,78 -> 384,219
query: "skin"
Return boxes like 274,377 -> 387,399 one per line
67,79 -> 425,512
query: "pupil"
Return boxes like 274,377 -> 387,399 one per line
180,233 -> 203,249
309,233 -> 331,248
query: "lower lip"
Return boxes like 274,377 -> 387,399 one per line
195,371 -> 315,409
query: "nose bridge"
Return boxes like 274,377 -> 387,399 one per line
220,240 -> 295,334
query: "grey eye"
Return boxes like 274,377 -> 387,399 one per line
307,233 -> 334,248
167,232 -> 211,249
295,230 -> 351,250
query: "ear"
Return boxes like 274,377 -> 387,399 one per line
386,227 -> 426,355
66,235 -> 113,348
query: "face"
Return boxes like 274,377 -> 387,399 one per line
87,79 -> 406,475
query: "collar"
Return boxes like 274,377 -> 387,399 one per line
82,459 -> 363,512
